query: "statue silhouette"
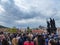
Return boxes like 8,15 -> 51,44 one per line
47,21 -> 50,28
50,18 -> 53,28
53,18 -> 55,28
47,18 -> 57,34
47,21 -> 51,34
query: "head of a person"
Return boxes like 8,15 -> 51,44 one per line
27,37 -> 31,43
0,32 -> 3,35
38,35 -> 44,39
18,33 -> 21,37
45,35 -> 49,39
51,33 -> 54,36
13,33 -> 17,38
50,39 -> 57,45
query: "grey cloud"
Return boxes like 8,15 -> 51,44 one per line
0,0 -> 60,28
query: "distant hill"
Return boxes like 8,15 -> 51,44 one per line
0,25 -> 8,28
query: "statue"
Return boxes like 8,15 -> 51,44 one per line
47,21 -> 50,28
52,18 -> 55,28
50,18 -> 53,28
47,21 -> 51,34
47,18 -> 57,34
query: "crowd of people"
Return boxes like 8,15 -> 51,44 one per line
0,31 -> 60,45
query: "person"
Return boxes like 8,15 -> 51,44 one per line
0,32 -> 2,45
0,39 -> 2,45
45,35 -> 49,45
28,33 -> 33,41
38,35 -> 45,45
12,34 -> 18,45
18,34 -> 24,45
0,32 -> 5,41
24,37 -> 34,45
0,32 -> 6,45
2,38 -> 9,45
34,35 -> 45,45
5,33 -> 12,45
49,39 -> 57,45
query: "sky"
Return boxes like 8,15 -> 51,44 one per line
0,0 -> 60,28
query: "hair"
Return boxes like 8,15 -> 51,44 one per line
13,33 -> 17,38
38,35 -> 43,39
50,39 -> 57,45
0,32 -> 3,35
27,37 -> 31,43
38,35 -> 45,45
18,34 -> 21,37
2,39 -> 9,45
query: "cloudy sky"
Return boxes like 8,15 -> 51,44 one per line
0,0 -> 60,28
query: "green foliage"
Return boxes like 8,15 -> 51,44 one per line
27,26 -> 32,33
7,26 -> 17,33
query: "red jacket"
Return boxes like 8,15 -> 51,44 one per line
24,41 -> 34,45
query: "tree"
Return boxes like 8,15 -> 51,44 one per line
27,26 -> 30,30
27,26 -> 31,33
